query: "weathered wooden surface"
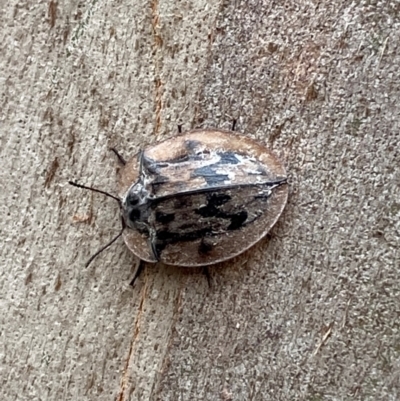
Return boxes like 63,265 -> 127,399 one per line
1,1 -> 399,400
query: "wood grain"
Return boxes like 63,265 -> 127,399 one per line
1,1 -> 399,400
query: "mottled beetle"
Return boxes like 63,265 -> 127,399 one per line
70,128 -> 288,279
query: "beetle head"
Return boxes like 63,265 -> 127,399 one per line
122,182 -> 151,232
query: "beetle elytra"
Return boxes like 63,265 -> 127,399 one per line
70,128 -> 288,274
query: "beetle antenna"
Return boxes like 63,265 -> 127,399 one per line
68,181 -> 121,204
69,182 -> 126,266
110,148 -> 126,166
85,223 -> 125,267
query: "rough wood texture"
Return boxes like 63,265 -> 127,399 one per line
1,1 -> 399,400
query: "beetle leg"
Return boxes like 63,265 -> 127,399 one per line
231,119 -> 237,131
202,266 -> 212,288
129,259 -> 145,287
149,229 -> 161,261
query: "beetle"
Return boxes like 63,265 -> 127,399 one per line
69,128 -> 288,282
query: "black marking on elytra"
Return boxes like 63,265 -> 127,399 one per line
148,190 -> 195,210
153,205 -> 248,255
194,192 -> 249,231
211,193 -> 231,206
199,237 -> 214,254
185,140 -> 202,151
156,227 -> 212,242
190,151 -> 245,185
192,165 -> 229,185
227,210 -> 248,230
217,151 -> 240,165
155,211 -> 175,224
128,180 -> 285,255
154,227 -> 213,255
178,223 -> 198,231
148,184 -> 276,257
154,193 -> 248,254
151,175 -> 170,185
196,193 -> 231,217
166,154 -> 190,163
190,152 -> 211,162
